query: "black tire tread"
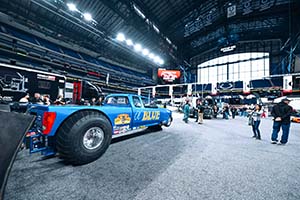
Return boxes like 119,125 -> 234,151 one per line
56,111 -> 112,165
147,124 -> 163,132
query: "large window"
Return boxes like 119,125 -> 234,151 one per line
197,52 -> 269,84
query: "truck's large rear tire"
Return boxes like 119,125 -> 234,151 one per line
56,111 -> 112,165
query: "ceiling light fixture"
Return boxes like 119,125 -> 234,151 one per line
142,49 -> 149,56
116,33 -> 126,42
83,13 -> 93,21
154,56 -> 161,63
67,3 -> 78,12
115,33 -> 165,65
134,44 -> 142,52
126,39 -> 133,46
148,53 -> 154,59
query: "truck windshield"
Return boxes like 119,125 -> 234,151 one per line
142,97 -> 155,107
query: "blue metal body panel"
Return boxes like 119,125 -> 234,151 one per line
28,94 -> 172,155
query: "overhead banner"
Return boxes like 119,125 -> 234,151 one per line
64,82 -> 74,99
152,87 -> 156,97
211,82 -> 217,95
243,80 -> 251,94
187,84 -> 192,95
242,0 -> 253,15
227,5 -> 236,18
217,82 -> 234,91
106,73 -> 110,85
157,69 -> 181,84
283,75 -> 293,93
169,85 -> 173,96
259,0 -> 275,11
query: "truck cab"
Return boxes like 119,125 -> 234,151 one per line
99,94 -> 171,134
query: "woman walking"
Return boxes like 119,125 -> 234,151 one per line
251,104 -> 263,140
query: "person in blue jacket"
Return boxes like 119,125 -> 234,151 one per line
183,99 -> 190,123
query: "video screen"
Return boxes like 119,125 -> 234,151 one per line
157,69 -> 181,84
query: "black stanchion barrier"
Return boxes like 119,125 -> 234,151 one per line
0,111 -> 35,200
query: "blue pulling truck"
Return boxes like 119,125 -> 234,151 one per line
27,94 -> 172,165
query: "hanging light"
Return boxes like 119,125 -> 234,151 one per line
83,13 -> 93,21
159,59 -> 164,65
148,53 -> 155,59
115,33 -> 165,65
126,39 -> 133,46
134,44 -> 142,52
142,49 -> 149,56
154,56 -> 161,63
116,33 -> 126,42
67,3 -> 78,12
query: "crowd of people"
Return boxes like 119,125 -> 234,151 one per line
248,98 -> 294,144
18,92 -> 296,145
182,98 -> 210,124
79,96 -> 104,106
19,93 -> 65,105
220,104 -> 267,120
182,98 -> 295,145
18,93 -> 104,106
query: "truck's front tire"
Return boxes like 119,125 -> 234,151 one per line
56,111 -> 112,165
164,115 -> 173,127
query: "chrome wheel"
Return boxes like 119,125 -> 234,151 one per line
83,127 -> 104,150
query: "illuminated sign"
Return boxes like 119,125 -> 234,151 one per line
158,69 -> 181,83
37,74 -> 56,81
220,45 -> 236,52
219,82 -> 233,90
87,71 -> 101,77
283,75 -> 293,93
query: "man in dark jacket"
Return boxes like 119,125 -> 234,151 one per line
196,100 -> 204,124
231,106 -> 237,119
222,105 -> 230,119
271,98 -> 293,145
30,93 -> 43,104
195,98 -> 201,122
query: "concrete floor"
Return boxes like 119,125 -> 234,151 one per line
5,112 -> 300,200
